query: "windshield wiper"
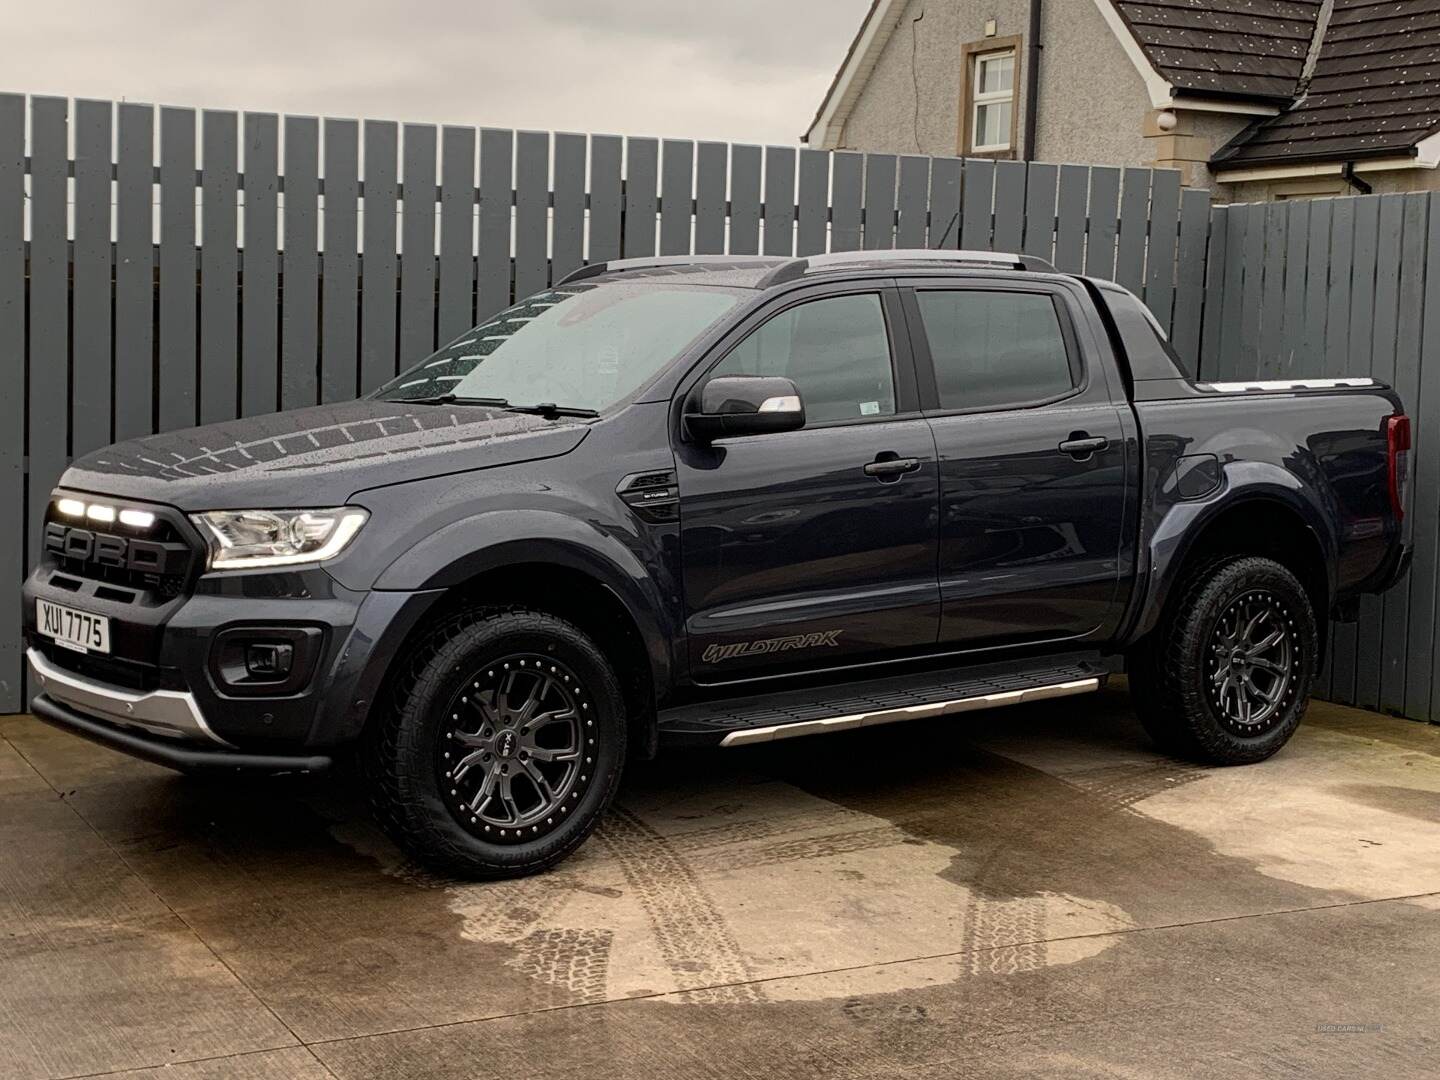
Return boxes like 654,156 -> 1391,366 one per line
395,394 -> 512,407
502,402 -> 600,419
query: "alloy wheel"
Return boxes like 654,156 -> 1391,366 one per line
1206,589 -> 1296,735
436,654 -> 597,843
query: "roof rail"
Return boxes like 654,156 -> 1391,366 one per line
802,249 -> 1058,274
555,254 -> 789,287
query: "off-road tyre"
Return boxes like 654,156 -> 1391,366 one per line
1128,555 -> 1316,765
365,606 -> 626,878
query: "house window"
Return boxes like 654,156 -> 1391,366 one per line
959,36 -> 1022,158
972,52 -> 1015,152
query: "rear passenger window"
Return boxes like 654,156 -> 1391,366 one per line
915,290 -> 1075,411
711,294 -> 895,424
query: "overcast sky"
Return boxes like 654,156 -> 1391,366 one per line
2,0 -> 872,145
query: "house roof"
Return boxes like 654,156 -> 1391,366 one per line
1111,0 -> 1327,102
1213,0 -> 1440,169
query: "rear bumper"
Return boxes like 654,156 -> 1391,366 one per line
1371,541 -> 1412,595
29,692 -> 332,774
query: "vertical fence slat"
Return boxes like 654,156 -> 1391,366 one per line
589,135 -> 623,263
1114,168 -> 1149,294
862,153 -> 897,249
730,144 -> 761,255
158,107 -> 198,429
624,137 -> 659,258
1258,203 -> 1287,377
1236,203 -> 1268,382
399,123 -> 438,361
1300,199 -> 1332,378
359,120 -> 398,393
28,97 -> 67,561
0,94 -> 21,709
1382,194 -> 1427,715
552,133 -> 587,281
280,116 -> 319,410
1276,201 -> 1310,379
1053,164 -> 1088,273
1022,162 -> 1057,261
992,160 -> 1026,253
960,159 -> 995,251
1196,205 -> 1228,381
240,112 -> 278,416
1417,194 -> 1440,720
1143,169 -> 1181,334
199,110 -> 238,423
928,156 -> 962,250
514,131 -> 550,298
321,118 -> 359,402
797,149 -> 830,255
1084,167 -> 1119,280
1170,187 -> 1209,370
1216,205 -> 1250,381
116,104 -> 157,437
477,128 -> 513,319
764,146 -> 798,256
694,142 -> 727,255
830,152 -> 863,252
1318,198 -> 1356,702
660,139 -> 694,257
1348,195 -> 1385,709
895,155 -> 929,249
438,125 -> 477,341
73,100 -> 114,452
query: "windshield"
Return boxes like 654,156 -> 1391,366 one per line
374,282 -> 746,411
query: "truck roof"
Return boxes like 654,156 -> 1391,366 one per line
557,249 -> 1062,290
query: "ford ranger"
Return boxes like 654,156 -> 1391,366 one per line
22,250 -> 1411,878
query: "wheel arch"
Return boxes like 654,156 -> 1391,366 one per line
1132,488 -> 1332,664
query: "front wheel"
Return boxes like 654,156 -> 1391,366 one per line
366,607 -> 626,878
1128,555 -> 1317,765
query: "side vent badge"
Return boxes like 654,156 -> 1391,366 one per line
616,470 -> 679,524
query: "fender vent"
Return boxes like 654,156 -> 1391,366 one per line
617,470 -> 679,523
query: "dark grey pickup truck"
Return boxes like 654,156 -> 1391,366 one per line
23,250 -> 1411,878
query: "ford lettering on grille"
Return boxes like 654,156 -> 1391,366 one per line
43,522 -> 189,576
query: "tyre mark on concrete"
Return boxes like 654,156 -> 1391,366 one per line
682,824 -> 911,873
595,805 -> 763,1003
1059,759 -> 1208,810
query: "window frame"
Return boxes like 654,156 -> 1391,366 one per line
958,36 -> 1022,159
675,282 -> 922,438
900,280 -> 1089,417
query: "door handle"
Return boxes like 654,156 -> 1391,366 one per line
863,454 -> 921,481
1058,434 -> 1109,461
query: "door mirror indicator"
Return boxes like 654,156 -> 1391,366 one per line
685,376 -> 806,441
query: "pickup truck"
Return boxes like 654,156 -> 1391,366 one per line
22,249 -> 1411,879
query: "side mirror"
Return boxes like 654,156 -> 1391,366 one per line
685,375 -> 806,442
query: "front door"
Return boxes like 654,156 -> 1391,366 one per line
903,280 -> 1129,649
677,288 -> 940,681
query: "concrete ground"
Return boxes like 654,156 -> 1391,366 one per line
3,683 -> 1440,1080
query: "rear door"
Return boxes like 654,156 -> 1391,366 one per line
901,277 -> 1129,649
675,284 -> 941,681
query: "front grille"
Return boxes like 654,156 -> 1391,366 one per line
41,498 -> 200,605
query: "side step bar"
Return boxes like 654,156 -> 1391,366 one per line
658,654 -> 1108,749
719,677 -> 1099,747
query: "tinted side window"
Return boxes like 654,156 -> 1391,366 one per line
916,290 -> 1074,411
712,294 -> 895,424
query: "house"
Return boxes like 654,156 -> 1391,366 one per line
803,0 -> 1440,201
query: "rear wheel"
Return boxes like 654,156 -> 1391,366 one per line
366,607 -> 626,878
1129,555 -> 1316,764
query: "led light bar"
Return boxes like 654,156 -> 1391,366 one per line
53,499 -> 157,529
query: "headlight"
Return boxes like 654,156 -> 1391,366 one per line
190,508 -> 369,570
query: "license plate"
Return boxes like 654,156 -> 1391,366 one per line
36,599 -> 111,654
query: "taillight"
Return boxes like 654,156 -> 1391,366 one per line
1387,414 -> 1411,524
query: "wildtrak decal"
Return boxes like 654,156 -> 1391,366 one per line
702,630 -> 844,664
